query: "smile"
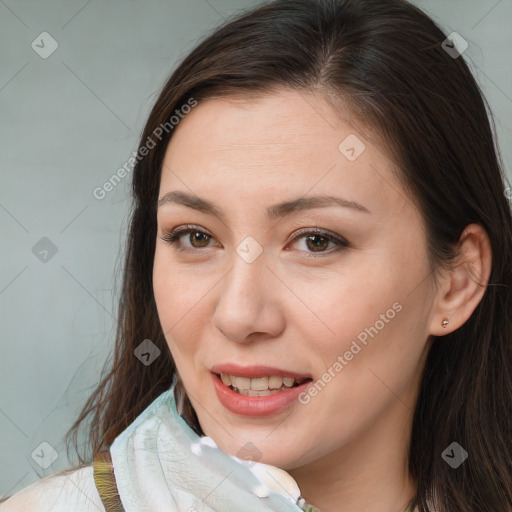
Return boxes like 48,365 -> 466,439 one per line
220,373 -> 308,396
211,369 -> 313,417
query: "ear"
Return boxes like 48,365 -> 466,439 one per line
429,223 -> 492,336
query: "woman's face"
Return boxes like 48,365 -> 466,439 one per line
153,88 -> 437,472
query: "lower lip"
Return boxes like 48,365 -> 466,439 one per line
211,373 -> 312,417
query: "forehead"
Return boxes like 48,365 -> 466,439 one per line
158,89 -> 405,217
167,90 -> 351,161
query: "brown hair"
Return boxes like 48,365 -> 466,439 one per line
66,0 -> 512,510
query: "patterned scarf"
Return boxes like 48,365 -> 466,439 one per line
92,382 -> 417,512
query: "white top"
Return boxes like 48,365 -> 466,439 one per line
0,465 -> 105,512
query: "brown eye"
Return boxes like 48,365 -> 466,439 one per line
188,231 -> 211,248
160,225 -> 216,252
288,229 -> 349,258
304,234 -> 330,252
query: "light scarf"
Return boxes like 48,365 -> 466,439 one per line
93,381 -> 418,512
94,381 -> 320,511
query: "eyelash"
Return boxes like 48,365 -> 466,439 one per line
160,224 -> 349,259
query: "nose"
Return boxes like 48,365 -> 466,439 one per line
212,249 -> 286,344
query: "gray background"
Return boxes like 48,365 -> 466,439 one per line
1,0 -> 511,499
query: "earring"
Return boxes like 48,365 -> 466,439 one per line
442,318 -> 449,328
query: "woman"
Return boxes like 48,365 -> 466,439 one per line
2,0 -> 511,510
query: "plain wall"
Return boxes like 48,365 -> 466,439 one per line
1,0 -> 511,498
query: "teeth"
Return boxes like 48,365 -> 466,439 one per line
251,377 -> 269,391
268,376 -> 283,389
232,376 -> 251,389
235,388 -> 283,396
221,374 -> 232,386
220,373 -> 305,392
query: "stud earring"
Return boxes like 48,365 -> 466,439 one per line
442,318 -> 449,328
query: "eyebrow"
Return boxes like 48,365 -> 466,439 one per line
157,191 -> 370,221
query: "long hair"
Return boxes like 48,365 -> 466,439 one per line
65,1 -> 512,510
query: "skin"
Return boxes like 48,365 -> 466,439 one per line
153,88 -> 492,512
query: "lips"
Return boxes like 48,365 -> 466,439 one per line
210,364 -> 313,417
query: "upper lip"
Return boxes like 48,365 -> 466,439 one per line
210,363 -> 312,381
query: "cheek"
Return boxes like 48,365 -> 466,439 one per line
152,250 -> 205,358
303,292 -> 401,378
286,260 -> 397,344
292,251 -> 427,386
153,251 -> 176,327
308,286 -> 429,427
153,247 -> 201,318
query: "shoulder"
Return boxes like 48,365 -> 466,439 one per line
0,465 -> 105,512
